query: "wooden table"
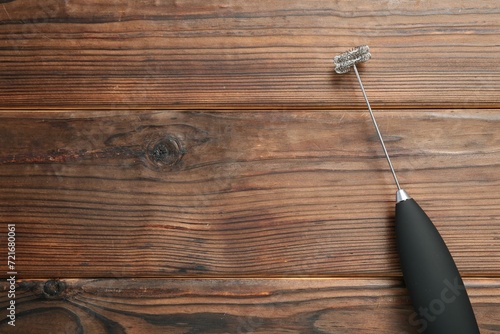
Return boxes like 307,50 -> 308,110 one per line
1,1 -> 499,333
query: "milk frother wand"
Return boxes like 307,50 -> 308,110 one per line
333,45 -> 480,334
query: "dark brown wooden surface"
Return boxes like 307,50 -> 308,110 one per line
1,278 -> 500,334
0,0 -> 499,333
0,0 -> 499,109
0,110 -> 499,278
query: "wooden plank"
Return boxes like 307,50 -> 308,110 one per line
0,278 -> 499,333
0,0 -> 499,109
0,110 -> 498,278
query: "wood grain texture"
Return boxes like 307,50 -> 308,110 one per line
0,1 -> 499,332
0,0 -> 499,109
1,278 -> 499,334
0,110 -> 498,278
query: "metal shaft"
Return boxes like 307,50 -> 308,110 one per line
352,64 -> 401,190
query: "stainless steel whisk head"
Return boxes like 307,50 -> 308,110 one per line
333,45 -> 371,74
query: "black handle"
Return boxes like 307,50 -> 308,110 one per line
395,198 -> 480,334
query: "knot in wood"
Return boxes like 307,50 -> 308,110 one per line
43,280 -> 65,299
147,135 -> 184,168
